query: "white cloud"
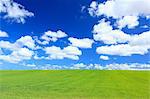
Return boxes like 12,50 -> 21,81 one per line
92,18 -> 150,57
105,63 -> 131,70
0,47 -> 34,63
36,64 -> 68,70
105,63 -> 150,70
100,55 -> 109,60
0,36 -> 35,63
38,63 -> 102,70
34,36 -> 49,45
93,20 -> 131,44
0,36 -> 36,50
16,47 -> 33,57
129,31 -> 150,47
72,63 -> 87,69
72,63 -> 150,70
89,0 -> 150,58
0,40 -> 14,50
117,16 -> 139,29
0,0 -> 34,23
45,46 -> 66,60
96,31 -> 150,56
88,1 -> 98,16
0,30 -> 9,37
70,63 -> 104,70
44,46 -> 82,60
16,36 -> 36,49
68,37 -> 94,48
97,44 -> 149,56
129,63 -> 150,70
36,63 -> 150,70
41,30 -> 68,43
25,63 -> 36,67
88,0 -> 150,18
88,0 -> 150,29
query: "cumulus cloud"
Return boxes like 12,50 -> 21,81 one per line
0,36 -> 36,50
41,30 -> 68,44
129,31 -> 150,46
88,0 -> 150,18
88,0 -> 150,29
97,44 -> 149,56
0,36 -> 35,63
93,20 -> 131,44
16,36 -> 36,49
0,30 -> 9,37
117,16 -> 139,29
0,0 -> 34,23
68,37 -> 94,48
92,17 -> 150,57
100,55 -> 109,60
0,47 -> 34,63
96,31 -> 150,56
44,46 -> 82,60
0,40 -> 14,50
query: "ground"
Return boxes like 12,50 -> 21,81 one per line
0,70 -> 150,99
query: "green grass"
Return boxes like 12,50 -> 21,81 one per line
0,70 -> 150,99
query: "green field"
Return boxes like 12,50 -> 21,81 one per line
0,70 -> 150,99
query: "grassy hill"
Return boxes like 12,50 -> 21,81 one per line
0,70 -> 149,99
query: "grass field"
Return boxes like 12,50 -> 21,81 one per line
0,70 -> 150,99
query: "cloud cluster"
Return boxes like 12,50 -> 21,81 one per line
0,48 -> 34,63
96,30 -> 150,56
0,0 -> 149,70
44,46 -> 82,60
117,16 -> 139,29
88,0 -> 150,18
88,0 -> 150,29
0,0 -> 34,23
39,30 -> 68,44
89,0 -> 150,57
105,63 -> 150,70
68,37 -> 94,48
0,36 -> 35,63
93,20 -> 131,44
35,63 -> 104,70
0,29 -> 90,63
71,63 -> 104,70
35,63 -> 150,70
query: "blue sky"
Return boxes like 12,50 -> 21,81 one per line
0,0 -> 150,70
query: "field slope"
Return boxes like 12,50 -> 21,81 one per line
0,70 -> 150,99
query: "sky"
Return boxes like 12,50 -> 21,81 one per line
0,0 -> 150,70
